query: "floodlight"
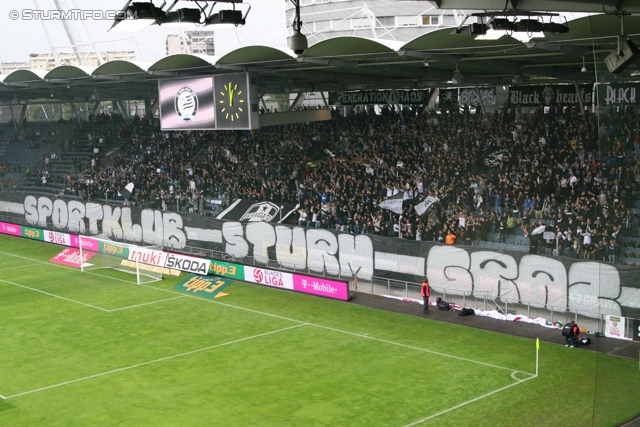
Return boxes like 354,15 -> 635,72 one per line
204,9 -> 245,26
109,2 -> 166,33
163,8 -> 202,25
581,57 -> 587,73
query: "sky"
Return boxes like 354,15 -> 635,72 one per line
0,0 -> 289,64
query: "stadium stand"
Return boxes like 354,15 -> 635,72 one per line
5,104 -> 640,263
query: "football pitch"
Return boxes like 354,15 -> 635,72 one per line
0,234 -> 639,427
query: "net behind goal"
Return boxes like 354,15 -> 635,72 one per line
79,236 -> 164,284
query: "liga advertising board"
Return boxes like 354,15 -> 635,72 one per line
244,266 -> 294,290
242,265 -> 349,301
44,230 -> 71,246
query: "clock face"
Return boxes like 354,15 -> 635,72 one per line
215,73 -> 250,129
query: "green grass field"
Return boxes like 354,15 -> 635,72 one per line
0,234 -> 638,427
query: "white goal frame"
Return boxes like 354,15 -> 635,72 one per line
78,236 -> 164,285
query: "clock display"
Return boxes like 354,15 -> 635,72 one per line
214,73 -> 251,129
219,81 -> 245,121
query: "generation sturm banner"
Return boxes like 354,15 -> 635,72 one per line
332,90 -> 431,105
509,84 -> 593,106
1,193 -> 640,316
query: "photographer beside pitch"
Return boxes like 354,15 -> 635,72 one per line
562,321 -> 581,348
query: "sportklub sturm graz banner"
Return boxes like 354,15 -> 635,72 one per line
1,193 -> 640,319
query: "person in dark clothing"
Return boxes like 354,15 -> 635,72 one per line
421,278 -> 431,314
564,321 -> 580,347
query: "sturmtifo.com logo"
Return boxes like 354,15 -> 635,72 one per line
175,86 -> 198,122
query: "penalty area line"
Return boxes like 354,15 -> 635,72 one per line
402,374 -> 538,427
3,323 -> 307,400
106,296 -> 187,312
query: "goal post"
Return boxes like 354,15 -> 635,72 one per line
78,236 -> 164,284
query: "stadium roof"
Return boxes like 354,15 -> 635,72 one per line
1,14 -> 640,105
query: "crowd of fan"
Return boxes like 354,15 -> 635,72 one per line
59,104 -> 640,262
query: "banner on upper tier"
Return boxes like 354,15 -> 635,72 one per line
216,200 -> 300,223
459,87 -> 496,106
509,84 -> 593,106
331,89 -> 432,105
1,193 -> 640,318
596,82 -> 639,105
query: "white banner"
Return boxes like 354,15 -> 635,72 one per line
459,87 -> 496,106
604,315 -> 629,340
244,266 -> 294,290
379,197 -> 404,215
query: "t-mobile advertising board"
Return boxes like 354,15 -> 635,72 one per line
0,221 -> 21,236
243,265 -> 349,301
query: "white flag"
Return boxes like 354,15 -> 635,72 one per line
414,196 -> 439,216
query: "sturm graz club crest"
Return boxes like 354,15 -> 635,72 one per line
240,202 -> 280,222
175,86 -> 198,121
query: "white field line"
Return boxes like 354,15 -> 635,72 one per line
0,278 -> 110,312
134,282 -> 534,376
0,250 -> 535,397
0,250 -> 160,287
0,251 -> 183,312
106,296 -> 186,312
0,264 -> 42,272
4,323 -> 307,400
402,374 -> 538,427
0,277 -> 182,313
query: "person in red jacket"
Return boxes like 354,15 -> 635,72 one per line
421,278 -> 431,314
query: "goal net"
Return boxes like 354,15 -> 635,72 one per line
78,235 -> 164,284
